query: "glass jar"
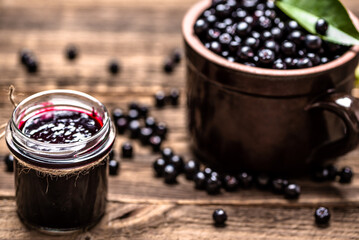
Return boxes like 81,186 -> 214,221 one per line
5,89 -> 116,234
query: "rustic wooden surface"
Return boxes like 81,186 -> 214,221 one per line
0,0 -> 359,239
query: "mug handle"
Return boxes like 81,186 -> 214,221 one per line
305,90 -> 359,166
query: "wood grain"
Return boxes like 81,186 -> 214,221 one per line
0,0 -> 358,239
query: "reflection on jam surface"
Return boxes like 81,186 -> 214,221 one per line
19,109 -> 103,144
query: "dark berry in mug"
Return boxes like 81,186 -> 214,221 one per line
193,0 -> 349,69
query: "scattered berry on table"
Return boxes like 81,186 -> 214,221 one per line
121,142 -> 133,158
109,149 -> 115,160
163,58 -> 174,73
213,209 -> 227,226
149,135 -> 163,152
314,207 -> 331,225
161,147 -> 174,161
145,116 -> 157,129
19,49 -> 31,65
256,174 -> 270,189
315,18 -> 329,36
108,59 -> 120,75
4,154 -> 14,172
203,167 -> 213,178
238,171 -> 253,188
271,178 -> 288,194
154,91 -> 166,108
206,175 -> 221,195
163,164 -> 178,184
184,160 -> 200,180
128,120 -> 141,139
139,127 -> 153,145
109,159 -> 120,176
153,158 -> 166,177
112,108 -> 125,121
169,155 -> 185,173
284,183 -> 301,199
339,167 -> 353,183
65,45 -> 78,60
194,171 -> 207,189
155,122 -> 168,139
127,109 -> 140,121
168,88 -> 180,106
172,48 -> 182,63
116,117 -> 128,134
138,104 -> 149,118
26,56 -> 38,73
223,175 -> 239,192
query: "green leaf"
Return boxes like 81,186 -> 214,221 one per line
275,0 -> 359,45
355,65 -> 359,87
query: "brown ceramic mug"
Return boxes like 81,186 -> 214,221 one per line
182,0 -> 359,175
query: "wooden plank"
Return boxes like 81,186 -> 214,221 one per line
0,200 -> 358,240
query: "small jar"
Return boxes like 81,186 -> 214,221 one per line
5,90 -> 116,233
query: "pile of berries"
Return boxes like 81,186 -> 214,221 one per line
193,0 -> 349,69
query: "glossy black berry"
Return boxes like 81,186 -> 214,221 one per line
163,58 -> 174,73
66,45 -> 78,60
194,19 -> 209,35
194,171 -> 207,189
163,164 -> 178,184
169,155 -> 185,173
115,117 -> 128,134
210,41 -> 222,54
128,120 -> 141,139
155,91 -> 166,108
271,27 -> 283,40
228,41 -> 240,53
172,49 -> 182,63
271,178 -> 288,194
145,116 -> 157,129
184,160 -> 200,180
288,30 -> 304,45
149,135 -> 163,152
128,102 -> 139,110
264,40 -> 279,53
256,174 -> 270,189
286,20 -> 300,32
305,34 -> 322,50
109,159 -> 120,176
121,142 -> 133,158
223,175 -> 239,192
213,209 -> 227,226
219,33 -> 232,48
284,183 -> 301,199
112,108 -> 125,121
206,175 -> 221,195
161,147 -> 174,161
207,28 -> 221,41
281,41 -> 296,56
307,52 -> 320,66
4,154 -> 14,172
238,172 -> 253,188
168,88 -> 180,106
315,18 -> 329,36
245,37 -> 260,50
339,167 -> 353,183
272,59 -> 287,69
139,127 -> 153,145
203,167 -> 213,177
297,58 -> 313,68
314,207 -> 331,225
26,56 -> 38,73
138,104 -> 149,118
258,49 -> 275,65
19,49 -> 31,65
237,46 -> 254,61
153,158 -> 166,177
128,109 -> 140,121
236,21 -> 251,36
155,122 -> 168,139
108,59 -> 120,75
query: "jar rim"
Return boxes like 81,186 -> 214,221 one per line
6,89 -> 115,168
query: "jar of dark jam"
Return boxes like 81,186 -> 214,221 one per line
5,90 -> 116,234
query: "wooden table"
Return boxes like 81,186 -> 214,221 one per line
0,0 -> 359,239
